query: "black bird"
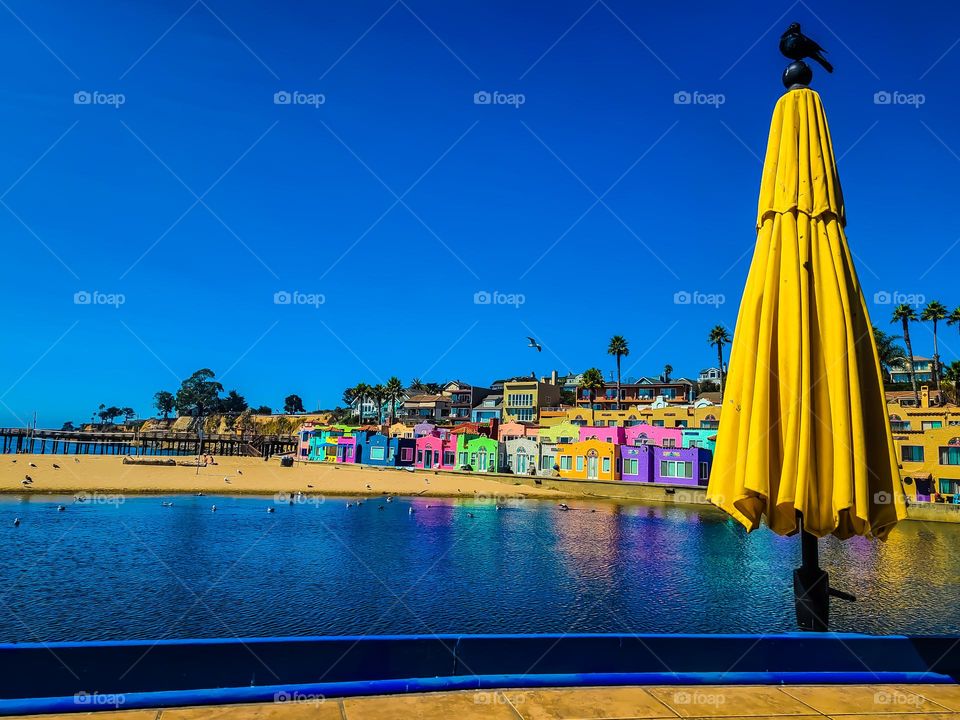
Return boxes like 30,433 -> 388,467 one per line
779,23 -> 833,73
526,336 -> 542,352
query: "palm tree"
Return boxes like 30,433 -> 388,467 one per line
352,382 -> 372,424
663,364 -> 673,383
891,304 -> 920,406
708,326 -> 731,402
578,367 -> 606,408
921,300 -> 947,396
945,361 -> 960,406
947,307 -> 960,339
606,336 -> 629,409
409,378 -> 428,394
369,384 -> 386,425
872,327 -> 907,383
385,376 -> 404,425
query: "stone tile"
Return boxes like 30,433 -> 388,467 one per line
646,686 -> 814,717
343,690 -> 518,720
903,686 -> 960,713
782,686 -> 949,715
502,686 -> 676,719
160,700 -> 342,720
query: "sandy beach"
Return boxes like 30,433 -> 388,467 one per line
0,455 -> 574,500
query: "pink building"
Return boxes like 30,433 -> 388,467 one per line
625,424 -> 682,448
335,436 -> 357,463
498,421 -> 539,442
578,426 -> 626,444
415,432 -> 458,470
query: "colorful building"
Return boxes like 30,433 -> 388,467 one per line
556,404 -> 719,430
444,381 -> 495,420
353,431 -> 416,467
307,426 -> 355,462
456,434 -> 502,472
578,426 -> 626,444
625,424 -> 683,448
503,437 -> 540,475
681,428 -> 718,452
502,378 -> 561,422
335,436 -> 357,463
471,394 -> 502,423
575,379 -> 695,410
653,446 -> 712,486
498,421 -> 539,441
415,433 -> 458,470
555,438 -> 620,481
403,394 -> 451,420
388,422 -> 416,439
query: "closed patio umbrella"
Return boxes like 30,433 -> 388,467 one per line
706,61 -> 905,630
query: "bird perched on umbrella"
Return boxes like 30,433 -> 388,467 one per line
526,336 -> 542,352
780,22 -> 833,73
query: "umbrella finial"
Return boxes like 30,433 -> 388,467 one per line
782,60 -> 813,89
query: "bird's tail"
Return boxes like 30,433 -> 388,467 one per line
812,52 -> 833,73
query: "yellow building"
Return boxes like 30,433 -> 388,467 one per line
554,438 -> 619,481
546,404 -> 720,430
501,379 -> 561,423
886,387 -> 960,501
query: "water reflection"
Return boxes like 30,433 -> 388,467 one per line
0,495 -> 956,641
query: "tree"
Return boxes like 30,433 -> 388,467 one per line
891,304 -> 920,406
708,326 -> 731,402
873,327 -> 907,383
945,361 -> 960,405
921,300 -> 947,396
385,376 -> 404,425
578,368 -> 606,408
283,394 -> 305,414
251,405 -> 272,415
352,382 -> 372,423
153,390 -> 175,419
174,369 -> 224,420
122,407 -> 136,422
221,390 -> 248,414
606,336 -> 629,410
409,378 -> 428,394
98,406 -> 122,425
947,307 -> 960,342
663,364 -> 673,383
369,384 -> 386,424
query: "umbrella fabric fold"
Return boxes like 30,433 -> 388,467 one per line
707,88 -> 905,540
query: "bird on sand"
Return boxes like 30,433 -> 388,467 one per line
23,475 -> 32,483
52,464 -> 60,469
237,470 -> 243,475
779,23 -> 833,73
526,336 -> 542,352
29,462 -> 37,468
74,458 -> 79,463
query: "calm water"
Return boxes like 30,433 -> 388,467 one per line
0,494 -> 957,641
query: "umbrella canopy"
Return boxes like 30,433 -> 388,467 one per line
707,87 -> 905,541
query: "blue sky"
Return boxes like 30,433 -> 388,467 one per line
1,0 -> 959,426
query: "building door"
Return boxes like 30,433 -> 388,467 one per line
516,450 -> 528,474
478,451 -> 487,471
424,449 -> 434,467
587,454 -> 599,479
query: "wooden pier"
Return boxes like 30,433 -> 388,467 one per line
0,428 -> 297,458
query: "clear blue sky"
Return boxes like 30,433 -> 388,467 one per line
1,0 -> 958,426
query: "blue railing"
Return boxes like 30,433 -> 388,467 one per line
0,633 -> 956,714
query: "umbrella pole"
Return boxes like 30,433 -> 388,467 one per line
793,514 -> 830,632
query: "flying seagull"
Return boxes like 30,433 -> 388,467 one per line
526,336 -> 542,352
779,23 -> 833,73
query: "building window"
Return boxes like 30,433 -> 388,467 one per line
443,451 -> 455,466
507,393 -> 534,407
515,408 -> 534,422
675,420 -> 688,428
701,420 -> 719,429
663,438 -> 677,448
660,460 -> 693,478
901,446 -> 924,463
939,479 -> 960,494
624,458 -> 638,475
700,461 -> 709,480
560,455 -> 572,470
653,420 -> 665,427
939,447 -> 960,465
459,452 -> 468,466
576,456 -> 584,472
388,446 -> 396,461
401,448 -> 413,462
602,457 -> 611,474
417,450 -> 423,463
369,447 -> 385,461
923,421 -> 943,430
890,421 -> 912,431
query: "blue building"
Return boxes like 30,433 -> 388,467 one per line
471,394 -> 502,423
354,431 -> 416,467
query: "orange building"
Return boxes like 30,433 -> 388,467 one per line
554,438 -> 620,481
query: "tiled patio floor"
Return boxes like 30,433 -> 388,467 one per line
15,684 -> 960,720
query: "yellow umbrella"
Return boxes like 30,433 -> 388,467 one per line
707,79 -> 906,628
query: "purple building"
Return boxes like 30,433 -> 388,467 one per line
621,445 -> 712,486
